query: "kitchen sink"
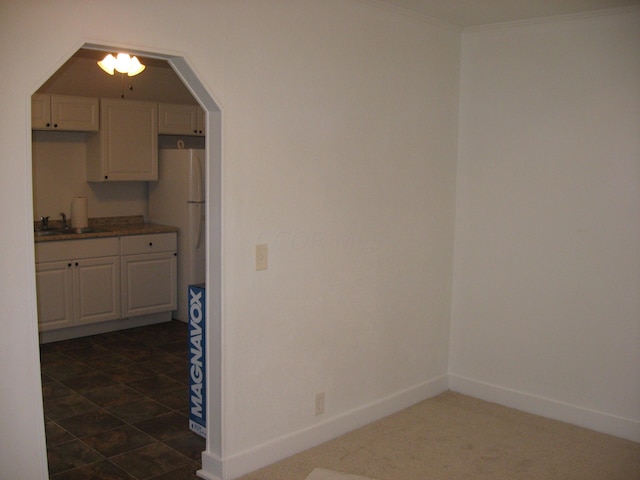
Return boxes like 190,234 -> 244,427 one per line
59,227 -> 106,234
34,229 -> 62,236
34,227 -> 108,236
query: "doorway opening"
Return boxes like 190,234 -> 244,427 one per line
31,43 -> 222,478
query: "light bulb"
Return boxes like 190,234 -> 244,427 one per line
127,56 -> 146,76
98,52 -> 145,77
97,54 -> 116,75
115,53 -> 132,74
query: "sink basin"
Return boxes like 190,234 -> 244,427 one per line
34,227 -> 107,236
34,229 -> 62,236
59,227 -> 107,234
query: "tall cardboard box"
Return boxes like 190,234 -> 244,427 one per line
188,283 -> 206,437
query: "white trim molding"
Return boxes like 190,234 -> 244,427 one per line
449,374 -> 640,443
201,375 -> 449,480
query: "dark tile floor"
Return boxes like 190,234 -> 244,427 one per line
40,321 -> 205,479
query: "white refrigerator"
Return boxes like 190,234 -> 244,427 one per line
149,147 -> 206,323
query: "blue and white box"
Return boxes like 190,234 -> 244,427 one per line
188,283 -> 206,438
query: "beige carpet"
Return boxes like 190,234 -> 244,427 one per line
305,468 -> 377,480
237,391 -> 640,480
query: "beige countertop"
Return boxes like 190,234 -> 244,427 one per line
34,215 -> 178,242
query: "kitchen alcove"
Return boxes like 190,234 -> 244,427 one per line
30,43 -> 222,477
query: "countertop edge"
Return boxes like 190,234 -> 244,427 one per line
34,223 -> 178,243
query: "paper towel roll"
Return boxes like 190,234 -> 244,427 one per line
71,197 -> 88,229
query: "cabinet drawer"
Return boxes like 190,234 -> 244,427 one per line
36,237 -> 119,263
120,233 -> 176,255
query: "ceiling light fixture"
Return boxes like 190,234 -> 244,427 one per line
97,53 -> 146,76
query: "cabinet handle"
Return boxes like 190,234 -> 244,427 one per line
75,262 -> 79,267
104,175 -> 109,180
67,263 -> 72,267
149,242 -> 153,247
53,124 -> 58,128
46,123 -> 51,127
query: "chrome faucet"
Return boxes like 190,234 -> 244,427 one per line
60,212 -> 68,229
40,216 -> 50,230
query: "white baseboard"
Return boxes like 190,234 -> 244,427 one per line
201,375 -> 448,480
198,451 -> 223,480
449,373 -> 640,443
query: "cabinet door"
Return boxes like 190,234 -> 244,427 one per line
31,94 -> 52,130
32,94 -> 99,131
88,99 -> 158,181
75,256 -> 121,325
158,103 -> 205,136
159,103 -> 198,135
51,95 -> 99,132
121,252 -> 177,318
195,107 -> 206,136
35,260 -> 74,331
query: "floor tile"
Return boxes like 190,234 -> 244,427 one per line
138,350 -> 185,374
111,343 -> 160,361
44,392 -> 101,421
42,360 -> 95,381
82,384 -> 145,408
62,343 -> 113,359
50,459 -> 134,479
47,439 -> 104,475
124,329 -> 176,347
82,352 -> 136,371
127,374 -> 185,398
45,420 -> 75,447
41,321 -> 201,480
106,397 -> 172,424
59,371 -> 118,393
156,340 -> 188,355
134,412 -> 191,442
110,442 -> 192,479
163,368 -> 189,385
152,385 -> 189,410
42,381 -> 75,402
102,364 -> 158,384
164,432 -> 207,462
57,410 -> 124,438
146,462 -> 202,480
82,424 -> 156,457
40,350 -> 76,368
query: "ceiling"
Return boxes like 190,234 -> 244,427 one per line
376,0 -> 640,27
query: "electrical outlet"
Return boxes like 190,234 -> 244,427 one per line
256,244 -> 268,271
315,392 -> 325,416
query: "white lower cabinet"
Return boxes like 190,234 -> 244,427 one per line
35,260 -> 74,330
75,256 -> 121,325
35,238 -> 120,331
121,233 -> 177,318
35,232 -> 177,334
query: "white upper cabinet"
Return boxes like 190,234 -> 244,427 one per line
87,98 -> 158,181
158,103 -> 205,136
32,94 -> 99,132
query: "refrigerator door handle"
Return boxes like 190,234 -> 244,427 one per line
195,202 -> 203,250
194,153 -> 204,203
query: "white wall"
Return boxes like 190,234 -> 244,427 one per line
219,5 -> 458,473
451,9 -> 640,442
0,1 -> 459,479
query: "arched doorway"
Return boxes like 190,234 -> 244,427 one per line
31,42 -> 222,477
